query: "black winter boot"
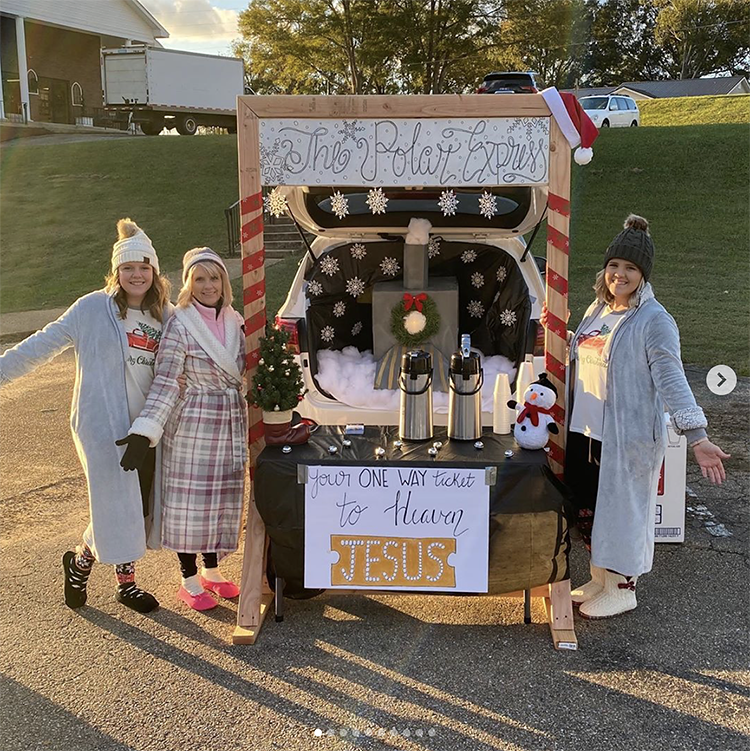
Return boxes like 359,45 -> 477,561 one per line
62,551 -> 91,609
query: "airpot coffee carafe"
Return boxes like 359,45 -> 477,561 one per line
448,334 -> 484,441
398,349 -> 434,441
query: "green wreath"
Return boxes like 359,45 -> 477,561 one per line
390,293 -> 441,348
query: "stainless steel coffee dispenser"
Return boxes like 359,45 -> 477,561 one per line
398,349 -> 434,441
448,335 -> 483,440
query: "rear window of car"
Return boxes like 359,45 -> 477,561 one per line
581,97 -> 608,110
626,98 -> 637,110
304,187 -> 534,230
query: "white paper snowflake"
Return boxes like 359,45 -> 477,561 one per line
346,276 -> 365,298
478,191 -> 497,220
380,257 -> 400,276
427,237 -> 441,259
471,272 -> 485,288
438,189 -> 459,216
467,300 -> 485,318
351,321 -> 363,336
320,256 -> 340,277
321,325 -> 335,343
366,187 -> 389,214
350,242 -> 367,260
500,309 -> 517,326
497,266 -> 507,283
461,249 -> 477,264
307,280 -> 323,296
333,301 -> 346,318
264,187 -> 287,218
337,119 -> 365,142
330,191 -> 349,220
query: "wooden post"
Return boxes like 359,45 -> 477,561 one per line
233,98 -> 273,644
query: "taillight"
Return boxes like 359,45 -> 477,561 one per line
274,316 -> 300,354
519,85 -> 537,93
477,85 -> 487,93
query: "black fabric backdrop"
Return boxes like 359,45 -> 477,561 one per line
255,426 -> 573,599
305,239 -> 532,371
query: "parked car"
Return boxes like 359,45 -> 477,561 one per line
580,94 -> 640,128
476,72 -> 539,94
273,185 -> 548,427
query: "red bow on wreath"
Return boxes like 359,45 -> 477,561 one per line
403,292 -> 427,312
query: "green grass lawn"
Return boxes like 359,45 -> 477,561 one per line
639,94 -> 750,126
1,124 -> 747,373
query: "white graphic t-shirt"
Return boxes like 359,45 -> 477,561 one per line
569,306 -> 628,441
120,309 -> 163,422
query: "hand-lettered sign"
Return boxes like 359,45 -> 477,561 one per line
260,118 -> 549,187
304,465 -> 490,592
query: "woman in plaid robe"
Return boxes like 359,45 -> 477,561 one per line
123,248 -> 248,611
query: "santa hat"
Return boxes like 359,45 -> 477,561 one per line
540,87 -> 599,165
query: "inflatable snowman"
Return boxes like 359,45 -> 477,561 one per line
507,373 -> 560,450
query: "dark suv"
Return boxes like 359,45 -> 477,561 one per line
476,72 -> 539,94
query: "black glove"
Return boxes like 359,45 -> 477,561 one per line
115,434 -> 151,471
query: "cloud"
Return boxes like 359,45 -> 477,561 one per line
140,0 -> 239,42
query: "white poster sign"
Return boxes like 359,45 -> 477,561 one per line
304,465 -> 489,592
260,117 -> 549,187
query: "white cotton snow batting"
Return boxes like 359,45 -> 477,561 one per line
316,347 -> 516,414
405,218 -> 432,245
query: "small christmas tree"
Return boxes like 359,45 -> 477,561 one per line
248,323 -> 305,414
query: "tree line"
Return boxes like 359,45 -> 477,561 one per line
231,0 -> 750,94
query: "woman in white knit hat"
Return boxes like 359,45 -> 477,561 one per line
118,247 -> 247,611
0,219 -> 173,613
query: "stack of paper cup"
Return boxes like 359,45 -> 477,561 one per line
493,373 -> 513,434
515,358 -> 535,407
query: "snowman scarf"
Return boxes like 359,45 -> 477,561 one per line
518,402 -> 554,426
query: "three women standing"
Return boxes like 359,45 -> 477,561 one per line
0,219 -> 171,612
118,248 -> 247,611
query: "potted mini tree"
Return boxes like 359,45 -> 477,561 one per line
248,323 -> 311,445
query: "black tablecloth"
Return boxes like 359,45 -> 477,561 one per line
255,426 -> 573,597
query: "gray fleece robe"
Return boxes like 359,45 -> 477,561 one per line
0,290 -> 172,564
569,283 -> 707,577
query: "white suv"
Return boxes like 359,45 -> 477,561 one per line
580,94 -> 640,128
274,186 -> 548,427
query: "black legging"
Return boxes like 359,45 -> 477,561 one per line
177,552 -> 219,579
564,431 -> 602,550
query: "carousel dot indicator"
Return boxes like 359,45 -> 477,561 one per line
375,447 -> 386,458
282,445 -> 292,454
504,449 -> 514,458
474,441 -> 484,450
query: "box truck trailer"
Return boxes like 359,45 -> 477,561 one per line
101,46 -> 245,135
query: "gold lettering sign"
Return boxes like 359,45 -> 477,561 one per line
330,535 -> 456,588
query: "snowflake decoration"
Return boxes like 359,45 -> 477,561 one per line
351,321 -> 363,336
467,300 -> 485,318
366,187 -> 389,214
497,266 -> 507,283
330,191 -> 349,220
461,249 -> 477,264
337,119 -> 365,142
500,309 -> 517,326
320,325 -> 335,343
333,301 -> 346,318
427,237 -> 441,259
478,191 -> 497,220
350,242 -> 367,260
264,187 -> 287,218
380,257 -> 400,276
471,272 -> 485,288
307,280 -> 323,296
346,276 -> 365,298
438,189 -> 459,216
260,139 -> 285,183
320,256 -> 339,277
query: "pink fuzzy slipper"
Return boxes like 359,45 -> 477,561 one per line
199,577 -> 240,599
177,586 -> 217,611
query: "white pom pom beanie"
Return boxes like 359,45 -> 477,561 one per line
111,226 -> 160,274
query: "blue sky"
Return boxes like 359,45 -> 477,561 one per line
139,0 -> 246,56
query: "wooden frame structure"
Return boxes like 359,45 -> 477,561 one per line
232,94 -> 574,648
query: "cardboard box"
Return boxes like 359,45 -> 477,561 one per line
654,415 -> 686,543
